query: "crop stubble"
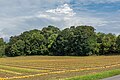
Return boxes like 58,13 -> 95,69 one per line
0,56 -> 120,80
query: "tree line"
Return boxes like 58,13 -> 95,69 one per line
0,25 -> 120,57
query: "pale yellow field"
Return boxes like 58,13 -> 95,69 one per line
0,56 -> 120,80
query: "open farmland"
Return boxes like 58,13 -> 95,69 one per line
0,56 -> 120,80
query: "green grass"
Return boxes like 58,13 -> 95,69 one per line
65,69 -> 120,80
0,65 -> 49,73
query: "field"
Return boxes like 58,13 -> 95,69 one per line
0,56 -> 120,80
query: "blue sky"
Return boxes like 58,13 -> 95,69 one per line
0,0 -> 120,41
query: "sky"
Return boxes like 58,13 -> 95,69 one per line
0,0 -> 120,41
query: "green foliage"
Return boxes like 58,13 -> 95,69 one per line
0,38 -> 5,57
2,25 -> 120,57
50,26 -> 96,56
5,40 -> 25,56
116,35 -> 120,53
96,33 -> 117,55
5,26 -> 59,56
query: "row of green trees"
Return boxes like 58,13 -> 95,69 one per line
0,25 -> 120,57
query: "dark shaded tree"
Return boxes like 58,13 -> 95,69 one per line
0,38 -> 5,57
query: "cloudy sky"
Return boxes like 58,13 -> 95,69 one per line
0,0 -> 120,41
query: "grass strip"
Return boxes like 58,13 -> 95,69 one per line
65,69 -> 120,80
0,69 -> 21,75
0,65 -> 50,73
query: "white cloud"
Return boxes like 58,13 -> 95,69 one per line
35,4 -> 76,21
36,14 -> 60,21
46,4 -> 76,16
0,16 -> 34,39
35,4 -> 106,28
0,32 -> 8,39
0,0 -> 120,41
0,3 -> 107,39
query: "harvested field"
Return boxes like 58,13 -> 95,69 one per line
0,56 -> 120,80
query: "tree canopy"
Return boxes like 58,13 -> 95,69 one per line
0,25 -> 119,57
